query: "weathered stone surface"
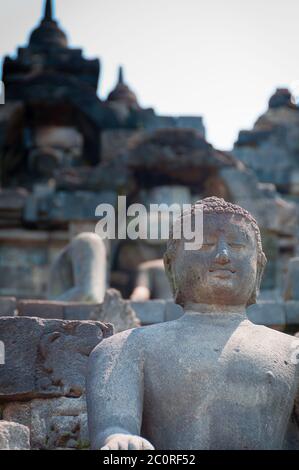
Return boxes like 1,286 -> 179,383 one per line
55,159 -> 135,194
0,317 -> 113,400
90,289 -> 140,333
227,174 -> 298,238
101,129 -> 139,162
16,299 -> 101,321
174,116 -> 205,135
135,110 -> 205,135
219,167 -> 262,202
0,189 -> 28,228
0,188 -> 28,210
0,297 -> 17,317
3,396 -> 88,450
24,190 -> 117,224
63,303 -> 101,321
127,128 -> 241,187
0,421 -> 30,450
256,196 -> 297,237
17,300 -> 64,319
0,229 -> 68,299
233,89 -> 299,193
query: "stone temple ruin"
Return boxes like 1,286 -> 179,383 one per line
0,0 -> 299,450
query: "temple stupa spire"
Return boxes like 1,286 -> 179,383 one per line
118,66 -> 124,85
43,0 -> 53,21
107,66 -> 140,110
29,0 -> 67,49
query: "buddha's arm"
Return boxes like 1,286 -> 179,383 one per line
86,330 -> 153,450
130,267 -> 151,301
284,378 -> 299,449
294,384 -> 299,448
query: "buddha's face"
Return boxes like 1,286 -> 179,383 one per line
172,213 -> 258,307
28,126 -> 83,177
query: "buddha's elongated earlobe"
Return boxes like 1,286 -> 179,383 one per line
246,254 -> 267,307
163,251 -> 185,306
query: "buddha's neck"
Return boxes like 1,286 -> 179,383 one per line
183,302 -> 247,321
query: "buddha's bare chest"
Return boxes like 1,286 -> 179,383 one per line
144,329 -> 297,432
147,347 -> 291,401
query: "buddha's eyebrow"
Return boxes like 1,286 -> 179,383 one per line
225,228 -> 251,241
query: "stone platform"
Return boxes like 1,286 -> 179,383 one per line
1,294 -> 299,330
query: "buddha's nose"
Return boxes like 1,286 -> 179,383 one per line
215,245 -> 230,265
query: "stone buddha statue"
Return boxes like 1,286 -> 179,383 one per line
130,259 -> 172,301
28,126 -> 83,179
87,197 -> 299,450
48,232 -> 107,303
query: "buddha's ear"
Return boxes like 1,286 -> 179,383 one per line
163,252 -> 175,293
163,251 -> 183,305
163,251 -> 170,273
247,253 -> 267,307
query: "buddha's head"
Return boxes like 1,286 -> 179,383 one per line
164,197 -> 267,308
28,126 -> 83,177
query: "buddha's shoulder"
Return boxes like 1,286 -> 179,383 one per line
241,319 -> 299,353
93,320 -> 180,353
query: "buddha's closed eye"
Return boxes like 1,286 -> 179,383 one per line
200,243 -> 216,251
227,242 -> 245,249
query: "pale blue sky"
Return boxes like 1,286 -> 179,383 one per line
1,0 -> 299,150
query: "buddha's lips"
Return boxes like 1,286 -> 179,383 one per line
209,268 -> 236,274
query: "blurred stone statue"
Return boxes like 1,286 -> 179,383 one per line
28,126 -> 83,178
130,259 -> 172,301
129,185 -> 191,301
87,197 -> 299,450
48,232 -> 106,303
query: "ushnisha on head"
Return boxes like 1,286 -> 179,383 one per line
164,197 -> 267,308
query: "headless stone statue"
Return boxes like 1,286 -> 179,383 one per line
87,198 -> 299,450
48,232 -> 107,303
